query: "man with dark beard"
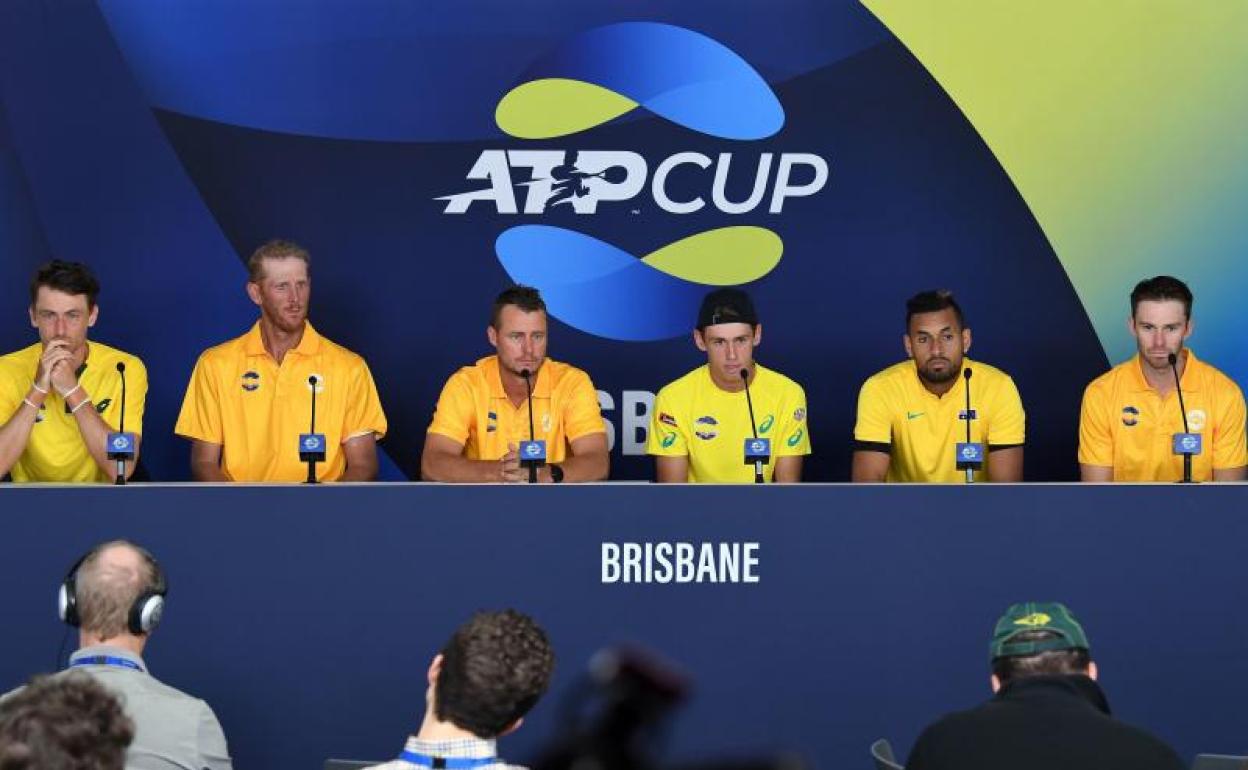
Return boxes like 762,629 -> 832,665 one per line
175,240 -> 387,481
852,290 -> 1024,482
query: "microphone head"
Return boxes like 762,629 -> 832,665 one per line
115,361 -> 125,373
519,369 -> 531,379
308,375 -> 318,386
1168,353 -> 1177,366
739,368 -> 750,382
963,367 -> 973,380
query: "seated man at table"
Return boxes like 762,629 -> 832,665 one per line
175,239 -> 387,481
906,601 -> 1184,770
421,286 -> 608,483
1079,275 -> 1246,481
364,610 -> 555,770
0,260 -> 147,482
647,288 -> 810,482
852,290 -> 1024,482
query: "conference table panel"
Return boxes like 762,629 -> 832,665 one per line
0,484 -> 1243,769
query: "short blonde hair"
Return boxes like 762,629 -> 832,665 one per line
247,239 -> 311,283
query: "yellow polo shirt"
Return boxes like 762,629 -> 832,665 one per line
854,358 -> 1025,482
427,356 -> 605,462
175,322 -> 387,482
0,341 -> 146,483
1078,350 -> 1247,481
647,364 -> 810,483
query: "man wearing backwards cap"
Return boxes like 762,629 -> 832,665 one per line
647,288 -> 810,482
906,602 -> 1183,770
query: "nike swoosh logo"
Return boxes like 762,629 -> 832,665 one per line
907,411 -> 924,420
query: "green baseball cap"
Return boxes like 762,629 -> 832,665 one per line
989,602 -> 1090,662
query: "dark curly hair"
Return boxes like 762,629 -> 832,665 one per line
0,673 -> 134,770
434,610 -> 555,738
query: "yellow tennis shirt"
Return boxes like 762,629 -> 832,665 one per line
647,364 -> 810,483
854,358 -> 1025,482
0,341 -> 146,482
175,322 -> 387,482
1078,350 -> 1247,481
426,356 -> 605,462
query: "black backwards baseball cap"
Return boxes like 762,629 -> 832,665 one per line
989,601 -> 1090,662
697,288 -> 758,330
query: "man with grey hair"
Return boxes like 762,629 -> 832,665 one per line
3,540 -> 232,769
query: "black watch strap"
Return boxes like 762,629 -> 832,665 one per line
550,464 -> 564,483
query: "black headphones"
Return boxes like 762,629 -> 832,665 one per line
58,544 -> 167,635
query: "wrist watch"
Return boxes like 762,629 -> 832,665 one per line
549,464 -> 564,484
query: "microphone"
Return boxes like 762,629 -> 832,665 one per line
955,366 -> 983,483
1168,353 -> 1198,483
299,375 -> 327,484
740,368 -> 769,484
106,361 -> 136,486
518,369 -> 546,483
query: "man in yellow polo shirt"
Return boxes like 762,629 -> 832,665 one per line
1079,276 -> 1246,482
421,286 -> 609,483
647,288 -> 810,483
852,290 -> 1024,483
175,240 -> 387,482
0,261 -> 146,482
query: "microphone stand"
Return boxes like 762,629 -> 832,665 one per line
115,362 -> 127,486
741,369 -> 764,484
306,375 -> 319,485
523,369 -> 538,484
1170,354 -> 1194,484
963,367 -> 975,484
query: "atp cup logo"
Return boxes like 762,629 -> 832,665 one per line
437,23 -> 828,341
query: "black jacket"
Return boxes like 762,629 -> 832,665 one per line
907,675 -> 1185,770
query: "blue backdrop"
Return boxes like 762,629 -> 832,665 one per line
0,0 -> 1113,482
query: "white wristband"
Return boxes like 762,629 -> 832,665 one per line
31,381 -> 48,395
60,383 -> 82,400
70,399 -> 92,415
22,398 -> 40,411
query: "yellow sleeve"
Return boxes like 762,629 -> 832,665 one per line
124,357 -> 148,437
853,376 -> 892,445
1212,380 -> 1247,469
0,364 -> 24,425
342,357 -> 387,442
774,382 -> 811,457
174,353 -> 222,444
1077,381 -> 1113,466
647,386 -> 688,456
426,370 -> 476,445
987,375 -> 1025,446
562,369 -> 606,442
